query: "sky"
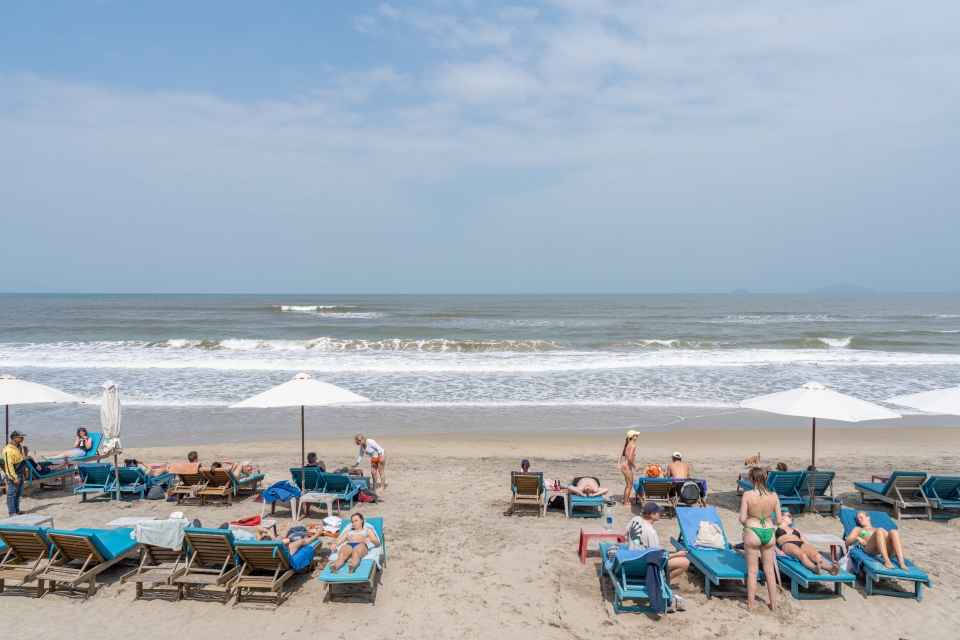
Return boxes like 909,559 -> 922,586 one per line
0,0 -> 958,294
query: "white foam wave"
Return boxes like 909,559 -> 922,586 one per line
819,337 -> 852,347
277,305 -> 356,311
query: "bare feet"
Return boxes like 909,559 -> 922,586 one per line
884,561 -> 895,569
829,561 -> 841,576
899,562 -> 909,571
738,602 -> 753,613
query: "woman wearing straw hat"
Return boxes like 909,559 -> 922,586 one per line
617,430 -> 640,506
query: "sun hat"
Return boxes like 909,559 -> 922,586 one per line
672,451 -> 682,459
643,502 -> 664,514
626,429 -> 640,438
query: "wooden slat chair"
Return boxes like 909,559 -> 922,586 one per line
197,468 -> 265,506
511,473 -> 544,516
854,471 -> 932,520
640,479 -> 676,517
39,527 -> 142,596
174,528 -> 240,602
169,462 -> 206,504
0,525 -> 55,597
232,538 -> 319,607
120,543 -> 187,600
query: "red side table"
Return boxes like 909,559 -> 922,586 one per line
579,526 -> 626,563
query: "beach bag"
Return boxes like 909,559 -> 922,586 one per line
678,481 -> 701,505
359,488 -> 377,503
232,515 -> 261,527
146,485 -> 166,500
838,553 -> 853,574
645,464 -> 662,478
694,522 -> 725,549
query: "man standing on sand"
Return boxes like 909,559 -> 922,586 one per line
3,431 -> 28,516
666,452 -> 689,479
626,502 -> 691,581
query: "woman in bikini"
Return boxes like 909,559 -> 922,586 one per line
844,511 -> 909,571
617,430 -> 639,506
775,510 -> 840,575
739,466 -> 781,612
329,513 -> 381,574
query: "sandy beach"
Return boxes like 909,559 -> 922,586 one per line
2,427 -> 959,639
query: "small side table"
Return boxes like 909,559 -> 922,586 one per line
106,516 -> 156,529
0,514 -> 54,528
579,526 -> 626,564
871,474 -> 891,484
803,534 -> 848,561
229,519 -> 277,536
299,493 -> 340,518
543,490 -> 567,517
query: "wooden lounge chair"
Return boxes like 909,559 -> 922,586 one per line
23,462 -> 76,497
854,471 -> 932,520
39,527 -> 142,596
120,543 -> 186,600
197,468 -> 265,506
318,517 -> 385,604
169,463 -> 205,504
922,476 -> 960,514
511,473 -> 544,516
0,525 -> 55,597
639,479 -> 676,517
232,537 -> 320,607
175,528 -> 240,602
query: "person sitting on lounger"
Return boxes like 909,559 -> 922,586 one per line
775,511 -> 840,575
305,452 -> 326,471
24,447 -> 71,475
666,452 -> 689,479
845,511 -> 909,571
252,520 -> 323,555
627,502 -> 690,581
49,427 -> 93,460
329,513 -> 381,574
567,476 -> 609,497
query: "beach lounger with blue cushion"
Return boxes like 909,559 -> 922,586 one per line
74,463 -> 116,502
567,476 -> 606,518
839,509 -> 931,600
775,544 -> 855,600
197,468 -> 265,505
175,527 -> 241,602
854,471 -> 931,520
922,476 -> 960,514
290,466 -> 325,492
736,471 -> 805,513
39,527 -> 142,596
233,536 -> 321,607
318,517 -> 385,603
0,524 -> 55,597
671,507 -> 763,598
797,471 -> 842,516
319,472 -> 361,510
114,467 -> 176,500
599,543 -> 672,613
24,461 -> 76,497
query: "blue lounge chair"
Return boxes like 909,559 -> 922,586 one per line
839,509 -> 931,600
853,471 -> 931,520
114,467 -> 176,500
599,543 -> 672,613
922,476 -> 960,514
797,471 -> 842,516
568,476 -> 606,518
74,463 -> 116,502
233,536 -> 321,607
176,527 -> 241,601
736,471 -> 805,513
197,468 -> 266,505
63,432 -> 105,464
39,527 -> 142,595
24,459 -> 78,496
318,516 -> 385,603
775,541 -> 855,599
671,507 -> 763,598
319,472 -> 361,510
0,524 -> 55,597
290,466 -> 325,492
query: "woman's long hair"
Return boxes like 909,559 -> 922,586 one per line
76,427 -> 87,437
748,466 -> 769,495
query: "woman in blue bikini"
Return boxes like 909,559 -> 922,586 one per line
330,513 -> 381,574
739,466 -> 782,612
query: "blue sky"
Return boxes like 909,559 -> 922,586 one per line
1,1 -> 958,293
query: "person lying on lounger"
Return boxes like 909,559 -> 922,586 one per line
774,511 -> 840,575
209,460 -> 258,478
254,521 -> 323,555
329,513 -> 381,574
844,511 -> 909,570
23,447 -> 72,475
123,459 -> 169,477
567,476 -> 609,497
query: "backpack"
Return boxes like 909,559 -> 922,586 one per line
146,485 -> 166,500
358,489 -> 378,503
678,481 -> 701,505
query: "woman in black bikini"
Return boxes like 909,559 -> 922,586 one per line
774,511 -> 840,575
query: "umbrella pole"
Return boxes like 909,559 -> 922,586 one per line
300,405 -> 305,522
113,452 -> 120,502
5,405 -> 7,442
810,417 -> 816,515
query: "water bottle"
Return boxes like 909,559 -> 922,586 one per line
606,515 -> 613,531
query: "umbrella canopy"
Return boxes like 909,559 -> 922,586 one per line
887,386 -> 960,416
0,373 -> 83,442
101,380 -> 122,449
741,381 -> 900,512
230,373 -> 370,514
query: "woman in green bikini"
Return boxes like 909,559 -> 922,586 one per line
739,466 -> 782,612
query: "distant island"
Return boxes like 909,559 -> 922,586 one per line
811,283 -> 876,294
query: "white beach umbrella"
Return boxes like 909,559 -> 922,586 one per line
741,381 -> 900,511
887,386 -> 960,416
101,380 -> 122,501
230,373 -> 369,497
0,374 -> 83,442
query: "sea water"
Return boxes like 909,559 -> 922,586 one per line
1,294 -> 958,447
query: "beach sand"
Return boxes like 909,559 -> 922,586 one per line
2,427 -> 958,639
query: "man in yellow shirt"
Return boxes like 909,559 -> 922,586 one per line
2,430 -> 27,516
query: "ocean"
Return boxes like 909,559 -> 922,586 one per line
2,294 -> 959,448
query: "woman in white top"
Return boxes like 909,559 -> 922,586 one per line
351,434 -> 386,492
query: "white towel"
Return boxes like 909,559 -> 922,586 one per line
131,518 -> 189,550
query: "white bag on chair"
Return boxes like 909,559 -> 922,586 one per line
694,522 -> 725,549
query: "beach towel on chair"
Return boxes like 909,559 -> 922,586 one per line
262,481 -> 301,503
131,518 -> 189,550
